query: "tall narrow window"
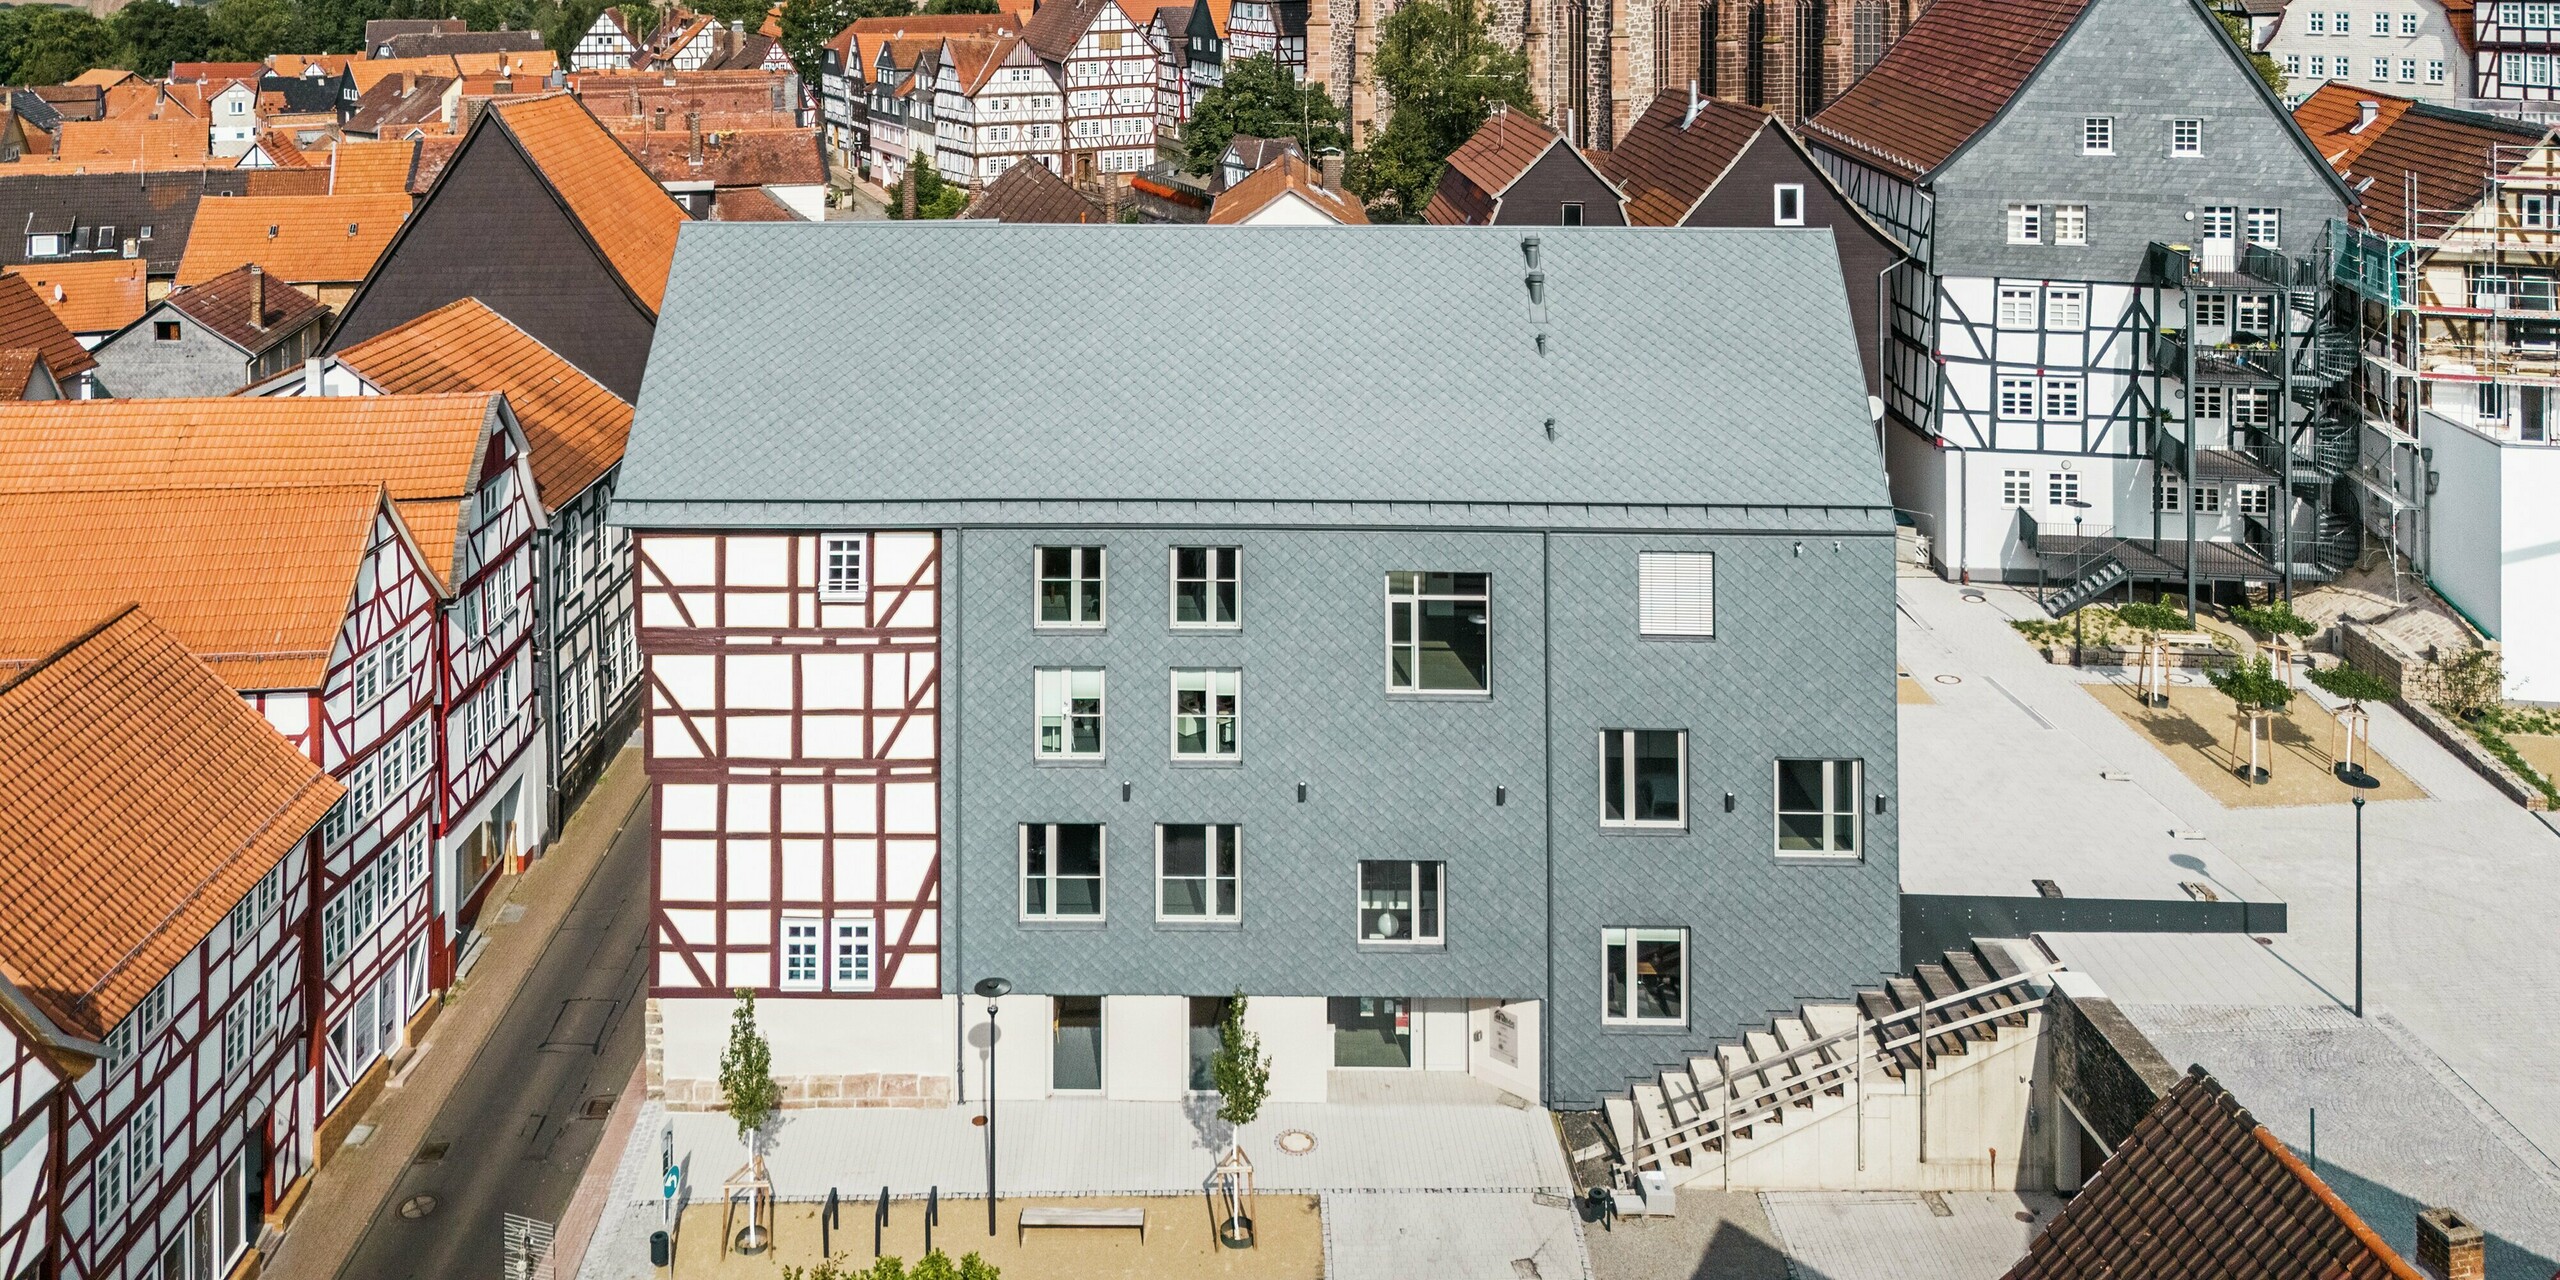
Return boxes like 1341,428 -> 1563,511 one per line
1602,730 -> 1687,827
1701,0 -> 1722,96
1745,0 -> 1768,106
2172,118 -> 2202,156
1036,545 -> 1106,626
1357,860 -> 1443,944
1852,0 -> 1884,74
1171,669 -> 1239,758
830,915 -> 875,991
1384,572 -> 1489,693
820,534 -> 867,601
2082,116 -> 2113,155
2054,204 -> 2088,246
1773,184 -> 1804,226
1795,0 -> 1826,111
1602,928 -> 1687,1024
1170,546 -> 1238,626
780,914 -> 822,990
1776,758 -> 1862,856
1157,824 -> 1240,920
1022,823 -> 1105,918
1035,668 -> 1105,758
1637,552 -> 1714,637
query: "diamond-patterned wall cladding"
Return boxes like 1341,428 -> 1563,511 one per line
946,524 -> 1897,1107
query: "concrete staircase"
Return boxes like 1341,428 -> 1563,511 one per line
1602,940 -> 2053,1191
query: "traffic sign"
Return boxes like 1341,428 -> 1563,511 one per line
663,1168 -> 679,1199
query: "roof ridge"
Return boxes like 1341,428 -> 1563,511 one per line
0,603 -> 138,699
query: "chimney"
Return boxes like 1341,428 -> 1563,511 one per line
1320,150 -> 1343,191
2353,99 -> 2381,133
247,263 -> 264,330
687,110 -> 703,168
302,354 -> 325,395
2416,1209 -> 2483,1280
771,79 -> 785,111
655,104 -> 669,131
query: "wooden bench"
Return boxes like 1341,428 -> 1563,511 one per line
1018,1206 -> 1146,1245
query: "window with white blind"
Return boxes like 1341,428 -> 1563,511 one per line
1996,285 -> 2039,328
820,534 -> 867,602
1636,552 -> 1713,638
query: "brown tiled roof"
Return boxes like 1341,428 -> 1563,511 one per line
1602,95 -> 1771,227
1208,153 -> 1368,225
67,68 -> 138,90
248,128 -> 313,167
9,259 -> 148,335
1023,0 -> 1110,61
169,62 -> 266,84
0,273 -> 95,378
963,158 -> 1103,223
0,393 -> 498,582
0,606 -> 340,1044
0,484 -> 388,689
2001,1068 -> 2423,1280
345,72 -> 456,136
1435,103 -> 1558,212
162,264 -> 330,354
175,194 -> 412,286
411,134 -> 464,192
2294,84 -> 2544,239
492,94 -> 688,313
245,166 -> 333,196
330,138 -> 420,193
615,125 -> 824,187
709,186 -> 800,220
1805,0 -> 2091,179
103,81 -> 200,121
335,298 -> 630,509
0,349 -> 47,400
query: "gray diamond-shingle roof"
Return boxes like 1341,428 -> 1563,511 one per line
613,223 -> 1891,531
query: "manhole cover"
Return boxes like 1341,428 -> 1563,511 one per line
582,1096 -> 616,1120
399,1196 -> 437,1219
1961,591 -> 1987,603
415,1142 -> 449,1164
2170,673 -> 2196,684
1934,674 -> 1962,685
1274,1129 -> 1316,1155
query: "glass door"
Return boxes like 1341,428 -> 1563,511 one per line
1052,997 -> 1103,1092
1328,997 -> 1413,1068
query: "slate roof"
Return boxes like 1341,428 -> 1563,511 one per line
2293,84 -> 2545,238
1426,103 -> 1560,224
962,158 -> 1103,222
1804,0 -> 2093,179
334,297 -> 632,509
491,95 -> 689,313
383,29 -> 549,58
0,169 -> 260,274
0,606 -> 340,1045
1603,96 -> 1772,227
174,194 -> 412,285
0,393 -> 500,581
258,73 -> 344,116
366,17 -> 466,47
2001,1067 -> 2422,1280
9,258 -> 148,334
0,484 -> 391,690
1209,153 -> 1368,224
0,273 -> 96,377
161,264 -> 330,354
615,224 -> 1891,530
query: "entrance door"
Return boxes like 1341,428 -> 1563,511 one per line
1052,997 -> 1102,1092
2526,386 -> 2547,442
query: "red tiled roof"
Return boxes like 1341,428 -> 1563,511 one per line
0,606 -> 340,1043
1437,104 -> 1558,206
162,264 -> 330,354
962,158 -> 1103,223
2294,83 -> 2545,238
1805,0 -> 2092,179
1602,95 -> 1771,227
174,194 -> 413,287
615,125 -> 824,187
10,259 -> 149,336
0,273 -> 95,379
710,187 -> 800,220
1209,153 -> 1368,224
0,350 -> 48,400
2002,1068 -> 2422,1280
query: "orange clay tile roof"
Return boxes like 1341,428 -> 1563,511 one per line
170,62 -> 267,84
1208,153 -> 1369,225
328,138 -> 420,193
269,54 -> 357,77
244,166 -> 333,196
453,49 -> 557,78
41,117 -> 212,170
494,95 -> 687,313
0,393 -> 497,582
10,259 -> 150,335
0,484 -> 389,690
67,68 -> 139,89
0,274 -> 96,378
0,605 -> 340,1044
248,128 -> 314,167
2293,84 -> 2544,238
336,298 -> 632,509
173,193 -> 413,286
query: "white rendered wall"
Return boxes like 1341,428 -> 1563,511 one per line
1104,995 -> 1188,1101
2501,440 -> 2560,701
1466,999 -> 1540,1100
1416,998 -> 1469,1071
661,994 -> 955,1086
961,994 -> 1054,1102
1249,996 -> 1329,1104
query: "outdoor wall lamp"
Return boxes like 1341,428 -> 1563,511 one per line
1875,795 -> 1889,815
1723,792 -> 1736,813
1296,783 -> 1307,802
1495,786 -> 1507,806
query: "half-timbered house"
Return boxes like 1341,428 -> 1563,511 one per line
1803,0 -> 2357,596
1023,0 -> 1160,177
0,606 -> 339,1280
613,222 -> 1900,1113
574,9 -> 644,70
1145,4 -> 1195,141
1225,0 -> 1308,74
933,36 -> 1065,184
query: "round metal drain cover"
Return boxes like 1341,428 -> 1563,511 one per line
399,1196 -> 437,1220
1961,591 -> 1988,603
1933,674 -> 1962,685
1275,1129 -> 1316,1155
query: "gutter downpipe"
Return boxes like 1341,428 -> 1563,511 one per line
2186,282 -> 2200,622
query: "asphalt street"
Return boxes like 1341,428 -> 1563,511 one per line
333,799 -> 652,1279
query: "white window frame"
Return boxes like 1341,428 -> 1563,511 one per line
1155,823 -> 1241,922
1775,758 -> 1864,858
780,913 -> 823,990
1636,552 -> 1714,638
1773,184 -> 1804,226
1035,545 -> 1107,628
2042,376 -> 2086,421
2006,202 -> 2043,244
2429,58 -> 2446,82
2194,292 -> 2230,328
2046,285 -> 2087,329
2237,484 -> 2272,517
2374,10 -> 2392,32
2245,208 -> 2281,248
1168,545 -> 1239,629
1600,729 -> 1688,829
1170,668 -> 1239,760
2193,384 -> 2228,420
1997,285 -> 2039,329
819,534 -> 868,603
1356,860 -> 1444,945
2082,116 -> 2112,155
1601,927 -> 1688,1026
2309,9 -> 2328,31
2000,469 -> 2033,507
830,914 -> 876,991
2055,203 -> 2088,246
1384,572 -> 1491,694
2048,471 -> 2081,507
1034,667 -> 1106,760
1998,375 -> 2040,419
1020,822 -> 1105,920
2155,477 -> 2183,513
2195,484 -> 2225,514
2172,118 -> 2202,156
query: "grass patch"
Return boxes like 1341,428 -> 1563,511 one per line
2464,716 -> 2560,807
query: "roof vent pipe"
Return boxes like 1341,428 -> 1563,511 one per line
1520,234 -> 1540,268
1684,79 -> 1700,128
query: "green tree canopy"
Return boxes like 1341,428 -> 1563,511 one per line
112,0 -> 214,77
1181,53 -> 1343,176
718,989 -> 782,1146
2209,655 -> 2295,714
2216,10 -> 2283,96
925,0 -> 999,13
9,8 -> 116,86
207,0 -> 301,61
2309,663 -> 2396,705
1345,0 -> 1533,220
887,154 -> 968,218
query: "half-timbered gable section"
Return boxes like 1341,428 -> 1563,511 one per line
0,1016 -> 63,1280
574,9 -> 642,70
1024,0 -> 1157,175
0,607 -> 333,1280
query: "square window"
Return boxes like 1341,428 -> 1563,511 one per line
2245,208 -> 2281,248
1636,552 -> 1713,638
780,914 -> 822,990
2006,203 -> 2042,244
2401,6 -> 2419,28
2238,484 -> 2271,517
2374,10 -> 2392,33
1329,996 -> 1413,1068
2048,471 -> 2081,507
820,534 -> 866,602
1562,201 -> 1584,225
1998,376 -> 2039,419
1357,860 -> 1443,944
2194,384 -> 2228,421
2055,204 -> 2088,246
153,320 -> 180,341
1385,572 -> 1488,693
1170,668 -> 1239,758
2372,56 -> 2391,79
2082,116 -> 2112,155
2046,286 -> 2087,329
1036,545 -> 1106,626
2236,293 -> 2275,337
1776,758 -> 1862,856
1602,927 -> 1686,1024
1170,546 -> 1238,626
2194,292 -> 2230,328
2172,118 -> 2202,156
1602,729 -> 1686,827
1021,823 -> 1105,918
1773,184 -> 1803,225
2042,376 -> 2085,420
1157,823 -> 1240,920
2309,9 -> 2328,31
1997,285 -> 2039,328
1035,667 -> 1105,759
2001,468 -> 2033,507
2195,485 -> 2225,513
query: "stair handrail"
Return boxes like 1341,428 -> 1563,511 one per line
1623,964 -> 2059,1167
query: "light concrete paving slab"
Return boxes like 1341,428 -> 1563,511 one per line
1585,1187 -> 1791,1280
1760,1190 -> 2057,1280
1322,1191 -> 1589,1280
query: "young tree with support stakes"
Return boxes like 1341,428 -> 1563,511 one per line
2210,655 -> 2295,784
1207,991 -> 1268,1249
2117,600 -> 2185,707
720,988 -> 782,1152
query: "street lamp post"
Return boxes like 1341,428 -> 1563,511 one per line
2067,499 -> 2094,665
2335,761 -> 2378,1017
973,976 -> 1011,1236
